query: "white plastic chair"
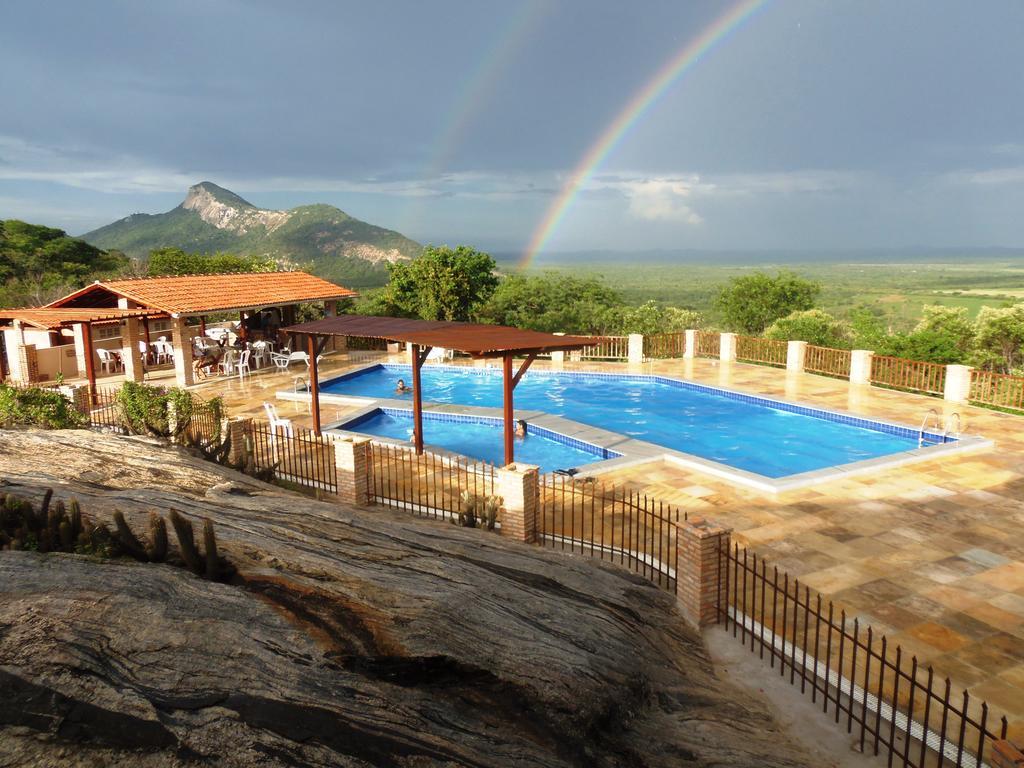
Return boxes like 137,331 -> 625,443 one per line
236,349 -> 252,379
218,348 -> 238,376
97,348 -> 121,374
250,341 -> 268,368
263,402 -> 293,439
137,340 -> 149,364
152,341 -> 173,365
272,351 -> 309,371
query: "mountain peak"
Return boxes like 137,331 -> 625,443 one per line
184,181 -> 255,210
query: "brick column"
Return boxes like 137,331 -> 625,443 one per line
675,517 -> 732,628
627,333 -> 644,365
120,318 -> 145,383
71,323 -> 89,380
59,384 -> 91,414
943,364 -> 973,403
226,417 -> 253,466
993,741 -> 1024,768
333,435 -> 372,506
497,462 -> 539,543
13,343 -> 39,383
849,349 -> 874,385
683,329 -> 697,359
719,332 -> 737,363
786,340 -> 807,373
170,317 -> 196,387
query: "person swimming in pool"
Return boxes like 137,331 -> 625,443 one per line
514,419 -> 527,438
395,378 -> 411,394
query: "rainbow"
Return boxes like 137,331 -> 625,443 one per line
519,0 -> 767,269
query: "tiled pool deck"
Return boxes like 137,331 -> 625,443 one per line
83,351 -> 1024,733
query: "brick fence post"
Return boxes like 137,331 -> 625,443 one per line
683,329 -> 697,359
497,462 -> 539,543
226,417 -> 253,466
944,364 -> 973,403
59,384 -> 91,415
333,435 -> 372,506
676,517 -> 732,628
787,340 -> 807,373
14,343 -> 40,383
719,333 -> 737,363
849,349 -> 874,385
993,741 -> 1024,768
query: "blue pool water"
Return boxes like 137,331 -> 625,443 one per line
323,365 -> 931,478
345,409 -> 612,472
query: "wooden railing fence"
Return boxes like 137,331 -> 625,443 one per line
805,345 -> 852,378
695,330 -> 720,358
644,332 -> 687,359
970,369 -> 1024,411
537,475 -> 684,593
871,356 -> 947,396
369,442 -> 497,520
249,421 -> 337,493
580,336 -> 629,361
718,543 -> 1008,768
735,335 -> 788,367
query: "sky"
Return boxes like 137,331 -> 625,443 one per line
1,0 -> 1023,256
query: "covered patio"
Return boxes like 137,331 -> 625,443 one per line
1,271 -> 356,392
280,315 -> 595,464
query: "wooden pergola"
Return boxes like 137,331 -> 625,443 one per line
281,315 -> 597,465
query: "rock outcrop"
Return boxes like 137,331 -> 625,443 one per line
0,429 -> 817,767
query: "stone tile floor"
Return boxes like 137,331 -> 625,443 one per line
87,351 -> 1024,733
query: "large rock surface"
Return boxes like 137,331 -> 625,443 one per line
0,429 -> 816,767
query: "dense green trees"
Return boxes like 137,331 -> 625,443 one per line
146,247 -> 278,276
0,220 -> 129,307
474,273 -> 622,333
715,271 -> 820,334
382,245 -> 499,322
764,309 -> 852,348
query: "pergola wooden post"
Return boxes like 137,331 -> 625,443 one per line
502,352 -> 537,466
308,334 -> 321,435
409,343 -> 431,455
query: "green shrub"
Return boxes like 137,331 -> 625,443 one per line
115,381 -> 205,437
0,384 -> 86,429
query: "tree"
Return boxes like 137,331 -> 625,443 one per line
764,309 -> 852,348
914,305 -> 974,357
146,247 -> 278,276
714,271 -> 820,334
973,304 -> 1024,372
384,245 -> 498,322
612,301 -> 704,336
475,272 -> 623,333
874,330 -> 965,364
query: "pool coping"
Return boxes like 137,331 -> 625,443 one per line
277,363 -> 994,494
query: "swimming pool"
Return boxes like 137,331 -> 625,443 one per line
322,364 -> 951,479
342,408 -> 617,472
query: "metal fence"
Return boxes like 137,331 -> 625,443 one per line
736,335 -> 788,367
250,420 -> 338,492
871,355 -> 947,396
717,543 -> 1009,768
644,332 -> 687,359
368,442 -> 497,520
183,401 -> 222,445
805,345 -> 852,378
537,475 -> 684,593
695,330 -> 720,358
970,369 -> 1024,411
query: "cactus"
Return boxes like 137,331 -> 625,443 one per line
482,495 -> 502,531
69,499 -> 82,541
112,510 -> 148,561
59,520 -> 74,550
202,518 -> 219,580
456,491 -> 478,528
169,510 -> 203,575
39,488 -> 52,518
147,514 -> 168,563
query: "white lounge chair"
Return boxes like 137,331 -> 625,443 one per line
271,351 -> 309,371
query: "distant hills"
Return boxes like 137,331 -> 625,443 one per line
82,182 -> 423,287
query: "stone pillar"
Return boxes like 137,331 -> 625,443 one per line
675,517 -> 731,628
333,435 -> 372,506
120,318 -> 145,383
719,333 -> 737,363
943,364 -> 973,404
497,462 -> 539,543
59,384 -> 91,415
226,417 -> 253,466
324,300 -> 338,317
849,349 -> 874,385
72,323 -> 89,380
993,741 -> 1024,768
12,343 -> 39,383
683,329 -> 697,359
170,317 -> 196,387
551,332 -> 565,365
786,340 -> 807,373
627,334 -> 644,365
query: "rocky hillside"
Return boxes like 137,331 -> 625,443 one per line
82,182 -> 423,287
0,429 -> 819,768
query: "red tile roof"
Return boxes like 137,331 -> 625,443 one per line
47,271 -> 357,316
0,307 -> 164,331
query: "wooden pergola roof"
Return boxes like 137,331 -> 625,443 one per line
0,307 -> 165,331
282,315 -> 597,358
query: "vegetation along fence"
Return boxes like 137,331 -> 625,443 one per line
87,386 -> 128,433
871,355 -> 947,396
735,335 -> 788,367
250,420 -> 338,493
695,330 -> 720,358
580,335 -> 629,361
369,442 -> 497,520
644,332 -> 687,359
537,475 -> 684,593
717,543 -> 1009,768
182,400 -> 222,445
970,369 -> 1024,412
804,345 -> 852,378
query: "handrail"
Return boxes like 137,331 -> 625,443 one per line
943,412 -> 961,442
918,408 -> 940,447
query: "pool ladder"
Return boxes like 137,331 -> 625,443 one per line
918,409 -> 961,447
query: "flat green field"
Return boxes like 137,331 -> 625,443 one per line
525,261 -> 1024,330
